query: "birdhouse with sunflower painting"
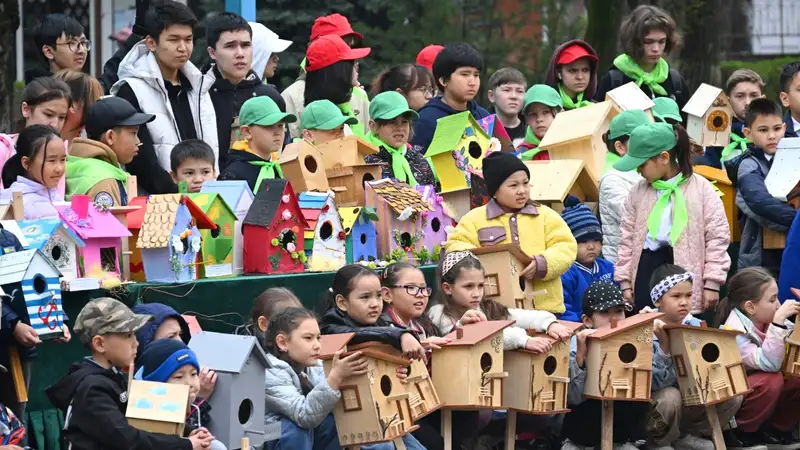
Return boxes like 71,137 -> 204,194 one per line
298,191 -> 347,271
243,180 -> 309,274
682,83 -> 733,148
364,179 -> 435,260
187,193 -> 238,278
427,111 -> 492,193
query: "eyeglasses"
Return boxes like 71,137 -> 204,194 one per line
55,39 -> 92,53
416,86 -> 436,98
388,285 -> 432,297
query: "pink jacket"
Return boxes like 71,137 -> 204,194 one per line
614,173 -> 731,313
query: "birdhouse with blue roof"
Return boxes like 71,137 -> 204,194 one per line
187,193 -> 237,278
298,191 -> 346,271
339,206 -> 379,263
201,181 -> 255,274
0,249 -> 64,340
16,218 -> 84,282
126,380 -> 190,435
427,111 -> 491,193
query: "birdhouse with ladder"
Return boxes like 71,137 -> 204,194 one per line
471,245 -> 539,310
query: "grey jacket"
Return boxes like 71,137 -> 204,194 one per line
264,353 -> 340,429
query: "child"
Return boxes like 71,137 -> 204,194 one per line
562,281 -> 648,450
363,91 -> 435,187
446,152 -> 577,315
516,84 -> 563,160
248,287 -> 303,349
559,196 -> 614,322
599,109 -> 650,263
613,122 -> 730,313
732,98 -> 795,273
54,70 -> 104,143
67,96 -> 155,207
300,100 -> 358,145
717,268 -> 800,447
652,97 -> 682,124
45,297 -> 213,449
28,14 -> 88,81
779,62 -> 800,138
219,96 -> 296,192
487,68 -> 528,145
170,140 -> 217,193
372,64 -> 436,112
545,40 -> 599,110
379,262 -> 440,343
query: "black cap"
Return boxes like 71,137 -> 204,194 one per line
85,96 -> 155,140
582,281 -> 628,314
482,152 -> 530,197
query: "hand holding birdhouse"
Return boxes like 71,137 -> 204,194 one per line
400,333 -> 426,361
775,300 -> 800,324
574,328 -> 595,368
519,258 -> 539,280
547,321 -> 574,341
421,336 -> 451,350
327,350 -> 369,390
459,309 -> 487,325
652,319 -> 670,354
525,336 -> 553,354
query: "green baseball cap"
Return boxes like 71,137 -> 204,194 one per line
240,96 -> 297,127
608,109 -> 651,140
613,122 -> 677,172
652,97 -> 682,123
369,91 -> 420,121
523,84 -> 563,112
301,100 -> 358,131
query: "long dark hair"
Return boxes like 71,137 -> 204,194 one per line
2,125 -> 61,188
249,287 -> 302,335
323,264 -> 380,313
715,267 -> 775,327
304,60 -> 355,106
371,64 -> 434,98
381,262 -> 438,336
435,253 -> 509,322
263,307 -> 317,393
652,124 -> 692,178
602,131 -> 630,156
18,77 -> 72,132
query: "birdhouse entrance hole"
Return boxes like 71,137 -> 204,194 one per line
51,245 -> 62,262
480,353 -> 493,371
519,276 -> 526,291
400,232 -> 412,247
281,231 -> 296,247
238,399 -> 253,425
543,356 -> 557,375
618,343 -> 637,363
701,342 -> 720,363
431,218 -> 441,232
33,274 -> 47,294
362,173 -> 375,186
380,375 -> 392,396
711,115 -> 724,128
210,226 -> 220,238
360,233 -> 367,244
320,221 -> 333,240
304,155 -> 318,173
468,142 -> 483,159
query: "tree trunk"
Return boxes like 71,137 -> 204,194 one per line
673,0 -> 723,90
584,0 -> 627,70
0,0 -> 20,132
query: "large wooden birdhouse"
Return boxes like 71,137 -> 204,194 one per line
664,323 -> 750,406
365,179 -> 435,259
584,312 -> 663,401
126,196 -> 149,282
431,320 -> 515,408
525,160 -> 599,212
694,165 -> 740,241
338,206 -> 379,263
783,292 -> 800,377
298,191 -> 347,271
426,111 -> 492,193
605,82 -> 656,120
316,136 -> 379,170
126,380 -> 190,435
503,321 -> 583,414
200,181 -> 255,274
471,245 -> 536,310
682,84 -> 733,148
187,193 -> 237,278
414,185 -> 454,254
17,218 -> 84,282
279,141 -> 329,193
326,165 -> 384,207
0,249 -> 64,340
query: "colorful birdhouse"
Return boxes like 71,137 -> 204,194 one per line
339,206 -> 379,263
426,111 -> 492,192
414,184 -> 454,255
682,83 -> 733,148
242,180 -> 309,274
298,191 -> 346,271
126,197 -> 149,282
126,379 -> 191,435
471,244 -> 537,309
17,218 -> 84,282
0,249 -> 64,340
525,160 -> 599,212
279,141 -> 329,193
605,82 -> 656,120
187,193 -> 237,278
315,136 -> 379,170
694,165 -> 740,241
326,165 -> 384,207
365,179 -> 435,259
200,181 -> 255,274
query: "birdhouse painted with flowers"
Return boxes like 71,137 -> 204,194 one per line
298,191 -> 347,271
365,179 -> 435,260
187,193 -> 237,278
414,185 -> 454,257
426,111 -> 492,193
682,83 -> 733,148
339,206 -> 379,263
243,180 -> 309,274
137,194 -> 216,283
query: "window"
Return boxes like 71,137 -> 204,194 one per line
673,355 -> 688,377
484,274 -> 500,297
100,247 -> 118,272
341,386 -> 362,412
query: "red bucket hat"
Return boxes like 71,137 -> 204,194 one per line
310,13 -> 364,42
557,44 -> 599,65
416,44 -> 444,71
306,35 -> 371,72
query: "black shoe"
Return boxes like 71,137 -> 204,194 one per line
724,429 -> 767,450
756,428 -> 800,450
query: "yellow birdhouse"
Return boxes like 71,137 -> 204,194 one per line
471,244 -> 536,310
315,136 -> 379,170
694,165 -> 740,241
525,160 -> 599,212
605,82 -> 656,120
426,111 -> 491,193
682,84 -> 733,148
126,379 -> 191,435
279,141 -> 329,193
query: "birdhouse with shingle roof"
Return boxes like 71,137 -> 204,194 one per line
426,111 -> 492,192
339,206 -> 378,263
298,191 -> 346,271
682,83 -> 733,148
471,244 -> 537,310
364,179 -> 435,259
279,140 -> 329,193
187,193 -> 237,278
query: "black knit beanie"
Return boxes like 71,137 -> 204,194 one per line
482,152 -> 530,197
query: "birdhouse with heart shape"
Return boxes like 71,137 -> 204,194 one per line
471,244 -> 536,310
426,111 -> 492,193
682,83 -> 733,148
126,380 -> 191,435
279,140 -> 329,193
0,249 -> 64,340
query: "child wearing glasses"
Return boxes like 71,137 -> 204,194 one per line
28,13 -> 90,82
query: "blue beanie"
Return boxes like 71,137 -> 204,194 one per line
135,339 -> 200,383
561,195 -> 602,243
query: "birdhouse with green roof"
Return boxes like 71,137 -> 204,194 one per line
187,193 -> 237,278
427,111 -> 491,192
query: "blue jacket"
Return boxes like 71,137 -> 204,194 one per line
694,118 -> 745,169
785,113 -> 798,139
411,96 -> 490,154
132,303 -> 190,363
780,211 -> 800,302
560,258 -> 615,322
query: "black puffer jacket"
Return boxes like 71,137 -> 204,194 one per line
319,307 -> 417,350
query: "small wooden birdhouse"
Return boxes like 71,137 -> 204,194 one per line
694,165 -> 740,241
242,180 -> 309,274
200,181 -> 255,274
471,244 -> 536,310
0,249 -> 64,340
431,320 -> 515,408
279,141 -> 329,193
339,206 -> 379,263
298,191 -> 347,271
126,379 -> 191,435
426,111 -> 492,193
187,193 -> 238,278
783,291 -> 800,377
365,179 -> 435,259
126,196 -> 149,282
605,82 -> 656,120
525,160 -> 599,212
539,101 -> 615,182
326,164 -> 383,207
664,323 -> 750,406
315,136 -> 380,170
503,321 -> 583,414
584,312 -> 663,401
17,218 -> 84,282
682,83 -> 733,148
414,185 -> 454,256
189,331 -> 269,450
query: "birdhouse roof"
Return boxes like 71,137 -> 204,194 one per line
339,206 -> 378,236
0,249 -> 62,285
588,312 -> 664,340
279,140 -> 318,164
138,195 -> 215,249
682,84 -> 727,118
187,193 -> 237,222
471,244 -> 532,266
16,218 -> 84,249
765,138 -> 800,200
56,203 -> 132,240
126,380 -> 190,426
200,180 -> 254,210
298,191 -> 336,239
525,160 -> 599,203
243,180 -> 308,229
605,82 -> 655,112
315,136 -> 380,169
344,342 -> 411,366
522,320 -> 584,350
319,333 -> 355,359
367,179 -> 435,215
440,320 -> 515,346
694,165 -> 732,187
663,323 -> 743,337
188,331 -> 268,373
426,111 -> 490,158
126,197 -> 149,230
539,101 -> 614,148
0,202 -> 11,220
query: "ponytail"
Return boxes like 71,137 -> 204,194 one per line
713,267 -> 775,327
1,125 -> 60,187
603,130 -> 631,156
671,124 -> 693,178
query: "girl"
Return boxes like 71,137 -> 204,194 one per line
248,287 -> 303,347
599,109 -> 650,263
371,64 -> 436,111
53,70 -> 104,143
545,40 -> 599,110
716,268 -> 800,447
595,5 -> 690,109
613,122 -> 730,314
516,85 -> 563,160
363,91 -> 435,187
0,125 -> 66,219
446,152 -> 577,315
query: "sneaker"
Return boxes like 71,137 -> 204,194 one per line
673,435 -> 713,450
724,429 -> 768,450
561,439 -> 593,450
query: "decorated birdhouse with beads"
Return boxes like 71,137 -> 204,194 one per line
16,218 -> 84,282
471,244 -> 537,310
200,181 -> 255,275
339,206 -> 379,263
298,191 -> 346,271
682,83 -> 733,148
365,179 -> 435,260
279,140 -> 329,193
414,185 -> 455,256
426,111 -> 494,193
186,193 -> 237,278
242,180 -> 309,274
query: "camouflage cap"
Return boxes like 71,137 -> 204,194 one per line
74,297 -> 153,344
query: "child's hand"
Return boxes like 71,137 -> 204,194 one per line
421,336 -> 451,350
519,258 -> 539,280
12,323 -> 41,347
575,329 -> 596,368
775,300 -> 800,324
55,325 -> 71,344
198,367 -> 217,399
525,336 -> 552,354
396,366 -> 409,380
401,333 -> 426,362
328,351 -> 369,390
703,289 -> 719,310
653,319 -> 670,354
622,288 -> 633,305
460,310 -> 486,325
188,427 -> 215,449
546,322 -> 573,341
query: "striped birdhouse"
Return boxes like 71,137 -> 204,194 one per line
0,249 -> 64,340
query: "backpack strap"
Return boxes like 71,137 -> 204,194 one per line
669,68 -> 683,99
609,68 -> 626,90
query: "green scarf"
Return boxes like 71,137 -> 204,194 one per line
648,174 -> 689,245
338,102 -> 366,138
366,133 -> 418,186
613,54 -> 669,96
65,154 -> 129,199
721,133 -> 750,161
249,161 -> 284,193
604,152 -> 621,174
559,85 -> 592,110
520,127 -> 543,160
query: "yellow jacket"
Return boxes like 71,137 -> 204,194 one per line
445,200 -> 577,314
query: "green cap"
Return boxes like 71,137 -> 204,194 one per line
523,84 -> 563,112
652,97 -> 682,123
608,109 -> 651,140
301,100 -> 358,131
613,122 -> 677,172
240,96 -> 297,127
369,91 -> 420,121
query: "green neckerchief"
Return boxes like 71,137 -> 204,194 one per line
721,133 -> 750,162
338,102 -> 366,138
604,152 -> 621,174
649,173 -> 689,245
613,54 -> 669,96
559,85 -> 591,110
366,132 -> 418,186
65,154 -> 128,199
520,127 -> 543,160
250,161 -> 284,193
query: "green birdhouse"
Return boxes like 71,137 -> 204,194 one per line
187,193 -> 237,278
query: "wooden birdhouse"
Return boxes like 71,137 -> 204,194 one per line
664,323 -> 750,406
584,312 -> 663,401
187,193 -> 238,278
439,187 -> 472,222
426,111 -> 492,193
682,84 -> 733,148
471,244 -> 536,310
298,191 -> 347,271
503,321 -> 583,414
189,331 -> 269,450
279,140 -> 329,193
242,180 -> 309,274
694,165 -> 740,242
431,320 -> 515,408
605,82 -> 656,120
338,206 -> 379,263
315,136 -> 379,170
0,249 -> 64,340
761,138 -> 800,249
137,195 -> 216,283
326,164 -> 383,207
126,380 -> 191,435
783,289 -> 800,377
539,101 -> 615,182
414,185 -> 454,254
200,181 -> 255,275
16,218 -> 84,282
365,179 -> 435,259
525,160 -> 599,212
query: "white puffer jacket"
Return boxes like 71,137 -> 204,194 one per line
599,168 -> 643,263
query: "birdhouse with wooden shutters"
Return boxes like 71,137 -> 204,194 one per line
584,312 -> 663,401
664,322 -> 750,406
426,111 -> 492,193
605,82 -> 656,120
471,244 -> 536,310
431,320 -> 515,409
0,249 -> 64,340
200,181 -> 255,275
414,185 -> 454,255
525,160 -> 599,212
339,206 -> 379,264
682,83 -> 733,148
503,321 -> 583,414
126,380 -> 190,436
693,165 -> 740,241
365,179 -> 435,259
16,218 -> 84,283
298,191 -> 347,271
187,193 -> 238,278
279,140 -> 329,193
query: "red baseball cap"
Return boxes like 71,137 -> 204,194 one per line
306,35 -> 371,72
310,13 -> 364,42
556,44 -> 598,65
416,44 -> 444,71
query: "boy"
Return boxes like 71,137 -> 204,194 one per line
218,96 -> 296,192
170,140 -> 217,193
27,14 -> 88,82
516,84 -> 563,160
45,297 -> 213,449
411,42 -> 490,154
559,196 -> 614,322
779,62 -> 800,139
487,68 -> 528,146
67,96 -> 155,207
300,100 -> 358,144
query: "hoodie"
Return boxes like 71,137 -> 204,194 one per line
545,39 -> 599,104
411,96 -> 490,154
250,22 -> 292,81
217,143 -> 278,192
0,176 -> 61,219
66,138 -> 129,207
46,358 -> 192,450
132,303 -> 191,363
